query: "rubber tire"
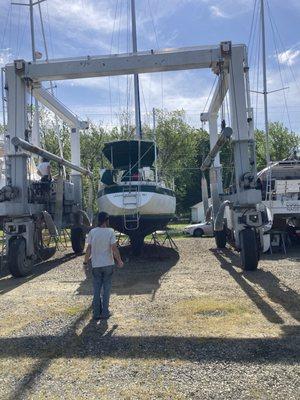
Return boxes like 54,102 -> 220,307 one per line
8,238 -> 33,277
130,236 -> 144,256
240,228 -> 258,271
71,227 -> 86,254
193,228 -> 204,237
215,229 -> 227,248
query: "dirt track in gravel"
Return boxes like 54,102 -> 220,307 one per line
0,238 -> 299,400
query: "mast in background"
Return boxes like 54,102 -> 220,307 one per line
152,108 -> 158,183
29,0 -> 40,148
12,0 -> 44,147
260,0 -> 270,165
131,0 -> 142,139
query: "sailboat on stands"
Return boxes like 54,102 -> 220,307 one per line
97,0 -> 176,254
255,0 -> 300,232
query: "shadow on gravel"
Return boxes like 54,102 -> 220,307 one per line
211,248 -> 283,324
77,244 -> 179,300
0,252 -> 78,296
2,306 -> 299,400
0,312 -> 299,364
261,246 -> 300,263
244,269 -> 300,322
211,248 -> 300,324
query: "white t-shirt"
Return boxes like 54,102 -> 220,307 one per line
38,161 -> 50,176
86,227 -> 116,268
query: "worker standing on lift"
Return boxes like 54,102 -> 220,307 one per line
37,157 -> 52,182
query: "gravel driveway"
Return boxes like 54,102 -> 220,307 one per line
0,238 -> 299,400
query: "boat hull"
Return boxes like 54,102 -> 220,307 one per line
97,185 -> 176,237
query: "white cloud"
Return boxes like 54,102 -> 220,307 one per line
63,69 -> 214,128
0,49 -> 12,67
207,0 -> 254,19
210,5 -> 228,18
48,0 -> 123,35
278,49 -> 300,66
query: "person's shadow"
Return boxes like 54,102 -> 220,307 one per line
77,244 -> 179,299
79,320 -> 118,345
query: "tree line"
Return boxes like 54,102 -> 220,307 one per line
2,110 -> 299,214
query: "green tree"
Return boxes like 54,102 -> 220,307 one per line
151,110 -> 200,213
255,122 -> 299,171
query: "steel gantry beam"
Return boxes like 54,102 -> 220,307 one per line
12,44 -> 241,82
32,85 -> 88,129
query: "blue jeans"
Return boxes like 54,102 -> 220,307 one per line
92,265 -> 114,318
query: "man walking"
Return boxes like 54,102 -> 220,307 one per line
83,212 -> 123,320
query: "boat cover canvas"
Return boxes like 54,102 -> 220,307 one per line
103,140 -> 155,170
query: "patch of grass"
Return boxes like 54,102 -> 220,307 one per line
65,305 -> 86,316
176,297 -> 250,318
167,222 -> 188,230
165,296 -> 261,337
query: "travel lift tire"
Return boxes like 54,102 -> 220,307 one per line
71,227 -> 86,254
240,228 -> 258,271
215,228 -> 227,248
8,237 -> 33,277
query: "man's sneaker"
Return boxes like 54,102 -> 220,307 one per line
100,312 -> 112,320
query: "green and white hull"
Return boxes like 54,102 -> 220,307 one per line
97,182 -> 176,243
98,139 -> 176,253
98,183 -> 175,216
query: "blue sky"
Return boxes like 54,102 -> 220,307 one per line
1,0 -> 300,132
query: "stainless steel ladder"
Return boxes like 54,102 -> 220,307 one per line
123,185 -> 140,230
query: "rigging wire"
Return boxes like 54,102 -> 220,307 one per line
109,0 -> 119,127
249,5 -> 260,91
16,7 -> 28,58
254,25 -> 261,130
247,0 -> 258,52
201,75 -> 217,117
0,3 -> 12,50
247,0 -> 261,129
147,0 -> 164,111
38,0 -> 65,170
45,1 -> 54,60
8,1 -> 13,55
270,21 -> 300,96
266,0 -> 292,132
116,0 -> 123,118
126,0 -> 129,132
126,0 -> 132,134
15,2 -> 22,58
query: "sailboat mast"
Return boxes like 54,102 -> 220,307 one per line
131,0 -> 142,139
260,0 -> 270,164
29,0 -> 40,147
29,0 -> 36,61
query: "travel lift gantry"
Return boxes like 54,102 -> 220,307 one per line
2,68 -> 91,277
3,41 -> 266,275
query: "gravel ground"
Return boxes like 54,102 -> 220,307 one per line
0,238 -> 299,400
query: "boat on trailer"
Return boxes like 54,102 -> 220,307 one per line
98,139 -> 176,253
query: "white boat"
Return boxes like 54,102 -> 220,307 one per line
97,1 -> 176,253
257,154 -> 300,229
97,139 -> 176,253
